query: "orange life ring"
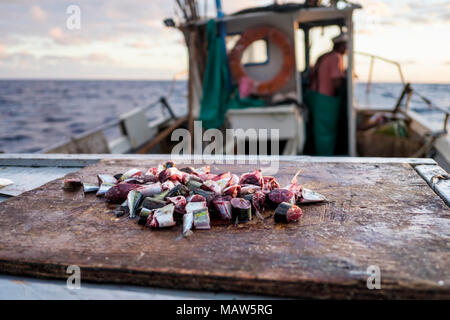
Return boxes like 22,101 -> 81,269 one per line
228,26 -> 295,96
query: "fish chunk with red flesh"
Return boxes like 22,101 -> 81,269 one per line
283,169 -> 302,194
262,176 -> 280,193
63,178 -> 82,190
179,166 -> 199,175
267,189 -> 295,208
230,197 -> 252,222
239,170 -> 263,187
105,183 -> 140,203
212,172 -> 231,182
187,194 -> 206,202
226,174 -> 240,187
161,180 -> 175,191
119,168 -> 142,181
201,180 -> 222,195
274,202 -> 303,223
212,199 -> 232,220
252,190 -> 266,216
239,184 -> 261,196
223,185 -> 241,197
158,167 -> 184,183
167,196 -> 187,214
149,204 -> 176,228
199,173 -> 217,181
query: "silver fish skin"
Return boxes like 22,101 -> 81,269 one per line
137,182 -> 163,197
97,174 -> 117,185
193,208 -> 210,230
83,183 -> 99,193
182,211 -> 194,237
120,168 -> 142,181
153,203 -> 176,227
96,183 -> 115,196
127,189 -> 143,219
300,188 -> 327,203
239,184 -> 261,195
185,201 -> 207,214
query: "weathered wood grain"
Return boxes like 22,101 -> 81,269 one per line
0,159 -> 448,299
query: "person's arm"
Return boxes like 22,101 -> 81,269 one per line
330,53 -> 346,93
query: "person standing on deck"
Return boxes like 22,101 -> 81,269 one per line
304,33 -> 348,155
310,33 -> 348,97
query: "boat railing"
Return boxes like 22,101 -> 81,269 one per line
40,96 -> 181,154
40,69 -> 189,154
355,51 -> 449,135
356,51 -> 405,91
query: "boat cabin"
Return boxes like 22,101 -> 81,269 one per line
180,3 -> 360,156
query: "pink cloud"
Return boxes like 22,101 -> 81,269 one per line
30,5 -> 47,22
0,43 -> 5,58
48,27 -> 89,46
49,27 -> 63,40
129,41 -> 152,49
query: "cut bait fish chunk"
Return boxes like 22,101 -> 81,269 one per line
298,188 -> 327,204
274,202 -> 303,223
62,178 -> 82,191
105,183 -> 139,203
182,211 -> 194,237
127,189 -> 143,219
137,182 -> 163,197
230,198 -> 252,223
193,208 -> 210,230
185,201 -> 207,214
142,196 -> 166,210
83,183 -> 99,193
119,168 -> 142,181
96,183 -> 115,196
138,208 -> 153,226
212,199 -> 232,220
150,203 -> 176,228
97,174 -> 117,185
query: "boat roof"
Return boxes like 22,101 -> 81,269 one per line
182,2 -> 362,27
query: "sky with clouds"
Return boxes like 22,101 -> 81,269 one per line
0,0 -> 449,83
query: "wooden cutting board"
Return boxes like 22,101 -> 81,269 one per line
0,158 -> 449,299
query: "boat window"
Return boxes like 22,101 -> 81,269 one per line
226,34 -> 269,66
309,25 -> 344,67
296,29 -> 306,72
241,39 -> 268,65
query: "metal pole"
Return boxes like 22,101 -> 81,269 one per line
304,27 -> 310,73
393,82 -> 411,114
159,97 -> 177,120
366,56 -> 374,93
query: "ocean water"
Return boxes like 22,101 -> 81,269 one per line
0,80 -> 448,153
0,80 -> 188,153
354,82 -> 450,130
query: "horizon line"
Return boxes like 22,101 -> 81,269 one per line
0,78 -> 449,85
